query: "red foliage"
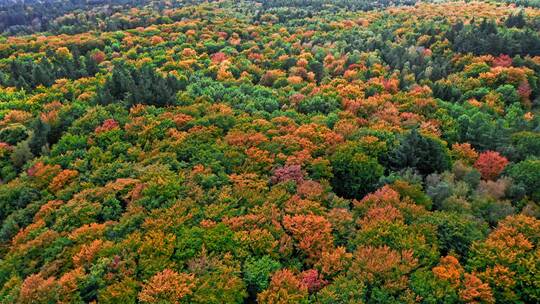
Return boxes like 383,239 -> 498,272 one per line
211,52 -> 228,63
474,151 -> 509,180
492,54 -> 512,67
299,269 -> 327,293
95,119 -> 120,133
91,50 -> 106,64
517,81 -> 532,106
271,164 -> 304,184
0,142 -> 12,151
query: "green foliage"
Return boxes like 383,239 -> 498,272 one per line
330,145 -> 384,199
316,276 -> 366,304
243,256 -> 281,292
508,159 -> 540,201
389,129 -> 451,175
410,269 -> 459,304
0,124 -> 28,145
0,1 -> 539,303
511,131 -> 540,159
95,62 -> 184,107
419,211 -> 487,258
298,95 -> 341,115
496,84 -> 520,105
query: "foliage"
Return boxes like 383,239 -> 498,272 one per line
0,0 -> 539,303
330,145 -> 384,199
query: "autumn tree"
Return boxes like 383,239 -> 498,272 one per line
257,269 -> 309,304
139,269 -> 196,304
474,151 -> 509,180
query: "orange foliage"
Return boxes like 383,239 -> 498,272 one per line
151,35 -> 165,45
27,162 -> 62,187
283,214 -> 334,263
355,185 -> 401,208
283,196 -> 323,215
296,180 -> 324,199
257,269 -> 308,303
19,274 -> 59,304
357,205 -> 403,228
0,110 -> 32,126
58,267 -> 85,304
73,239 -> 112,267
452,143 -> 479,164
351,245 -> 417,289
138,269 -> 196,304
459,273 -> 495,304
432,255 -> 463,287
476,215 -> 537,264
316,246 -> 353,276
49,169 -> 78,192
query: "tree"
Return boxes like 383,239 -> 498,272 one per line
496,85 -> 520,105
331,145 -> 384,199
468,215 -> 540,303
419,212 -> 487,258
389,129 -> 451,175
283,214 -> 334,263
298,95 -> 340,115
257,269 -> 309,304
98,277 -> 139,304
18,274 -> 59,304
271,165 -> 304,184
316,275 -> 365,304
459,274 -> 495,303
0,124 -> 28,145
10,140 -> 33,169
508,159 -> 540,201
28,118 -> 50,156
505,11 -> 526,29
474,151 -> 509,180
243,256 -> 281,293
95,62 -> 183,107
308,60 -> 325,83
511,131 -> 540,159
139,269 -> 196,304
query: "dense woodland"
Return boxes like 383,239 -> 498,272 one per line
0,0 -> 540,303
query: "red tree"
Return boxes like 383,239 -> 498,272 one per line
474,151 -> 509,180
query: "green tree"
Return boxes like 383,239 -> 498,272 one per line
389,129 -> 451,175
331,145 -> 384,199
496,85 -> 520,105
508,159 -> 540,201
243,256 -> 281,293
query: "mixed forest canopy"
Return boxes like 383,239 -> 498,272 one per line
0,0 -> 540,303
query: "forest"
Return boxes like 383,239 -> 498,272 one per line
0,0 -> 539,303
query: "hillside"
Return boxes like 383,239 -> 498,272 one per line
0,0 -> 539,303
